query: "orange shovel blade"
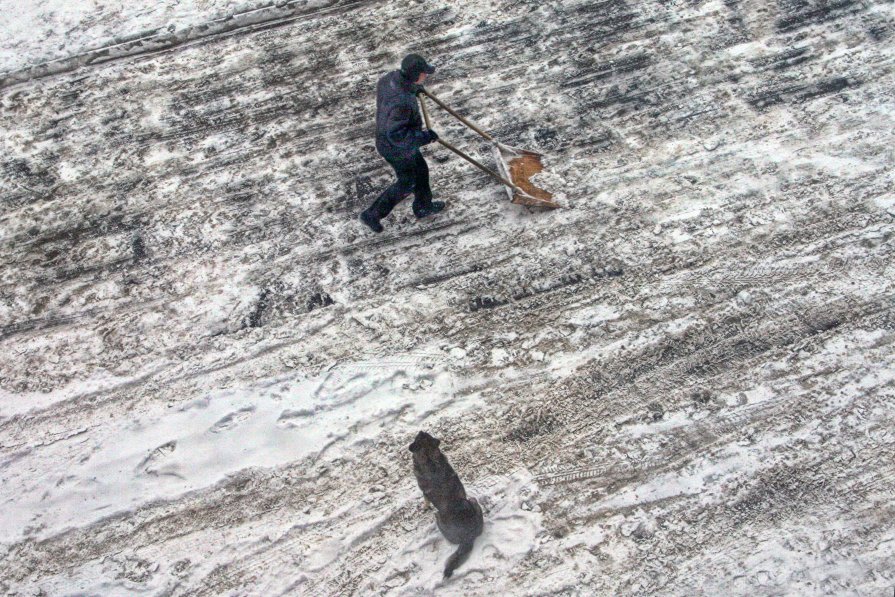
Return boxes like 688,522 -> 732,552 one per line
493,144 -> 560,209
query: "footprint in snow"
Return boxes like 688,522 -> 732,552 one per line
276,408 -> 314,428
209,406 -> 256,433
136,440 -> 178,475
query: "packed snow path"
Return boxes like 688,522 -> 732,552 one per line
1,0 -> 894,594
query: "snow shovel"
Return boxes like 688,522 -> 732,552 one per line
418,90 -> 560,209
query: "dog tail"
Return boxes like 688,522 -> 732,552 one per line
443,540 -> 475,579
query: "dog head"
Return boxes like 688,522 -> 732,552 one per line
408,430 -> 441,454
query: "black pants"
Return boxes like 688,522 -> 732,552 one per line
365,151 -> 433,219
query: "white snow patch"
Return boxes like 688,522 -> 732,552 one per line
143,146 -> 184,167
0,0 -> 279,74
1,354 -> 455,542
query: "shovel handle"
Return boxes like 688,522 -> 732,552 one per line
421,89 -> 495,143
418,95 -> 521,193
419,91 -> 434,131
437,138 -> 520,191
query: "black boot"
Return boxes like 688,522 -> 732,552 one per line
360,209 -> 384,233
414,200 -> 446,219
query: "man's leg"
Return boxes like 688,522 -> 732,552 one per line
411,152 -> 445,218
410,151 -> 433,214
361,156 -> 416,232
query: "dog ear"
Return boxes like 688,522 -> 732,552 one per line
434,437 -> 441,448
409,431 -> 425,452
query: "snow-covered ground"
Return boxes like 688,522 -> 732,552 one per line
0,0 -> 283,74
1,0 -> 894,594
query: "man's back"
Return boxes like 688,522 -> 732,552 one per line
375,70 -> 425,158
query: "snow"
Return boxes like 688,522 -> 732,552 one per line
2,0 -> 895,594
0,0 -> 273,74
2,354 -> 457,544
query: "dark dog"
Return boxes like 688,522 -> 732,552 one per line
409,431 -> 484,578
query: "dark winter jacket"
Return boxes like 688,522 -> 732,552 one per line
375,70 -> 436,159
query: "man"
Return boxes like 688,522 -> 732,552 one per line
360,54 -> 446,233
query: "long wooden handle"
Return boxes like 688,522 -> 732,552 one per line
418,95 -> 520,192
419,91 -> 434,130
421,89 -> 495,143
438,138 -> 519,190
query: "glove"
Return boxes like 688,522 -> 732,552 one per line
426,129 -> 439,144
413,85 -> 427,96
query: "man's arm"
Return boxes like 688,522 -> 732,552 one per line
384,105 -> 436,151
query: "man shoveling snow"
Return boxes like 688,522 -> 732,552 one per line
360,54 -> 446,233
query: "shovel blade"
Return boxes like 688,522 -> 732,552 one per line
492,144 -> 560,208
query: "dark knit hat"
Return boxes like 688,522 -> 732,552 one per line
400,53 -> 436,81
